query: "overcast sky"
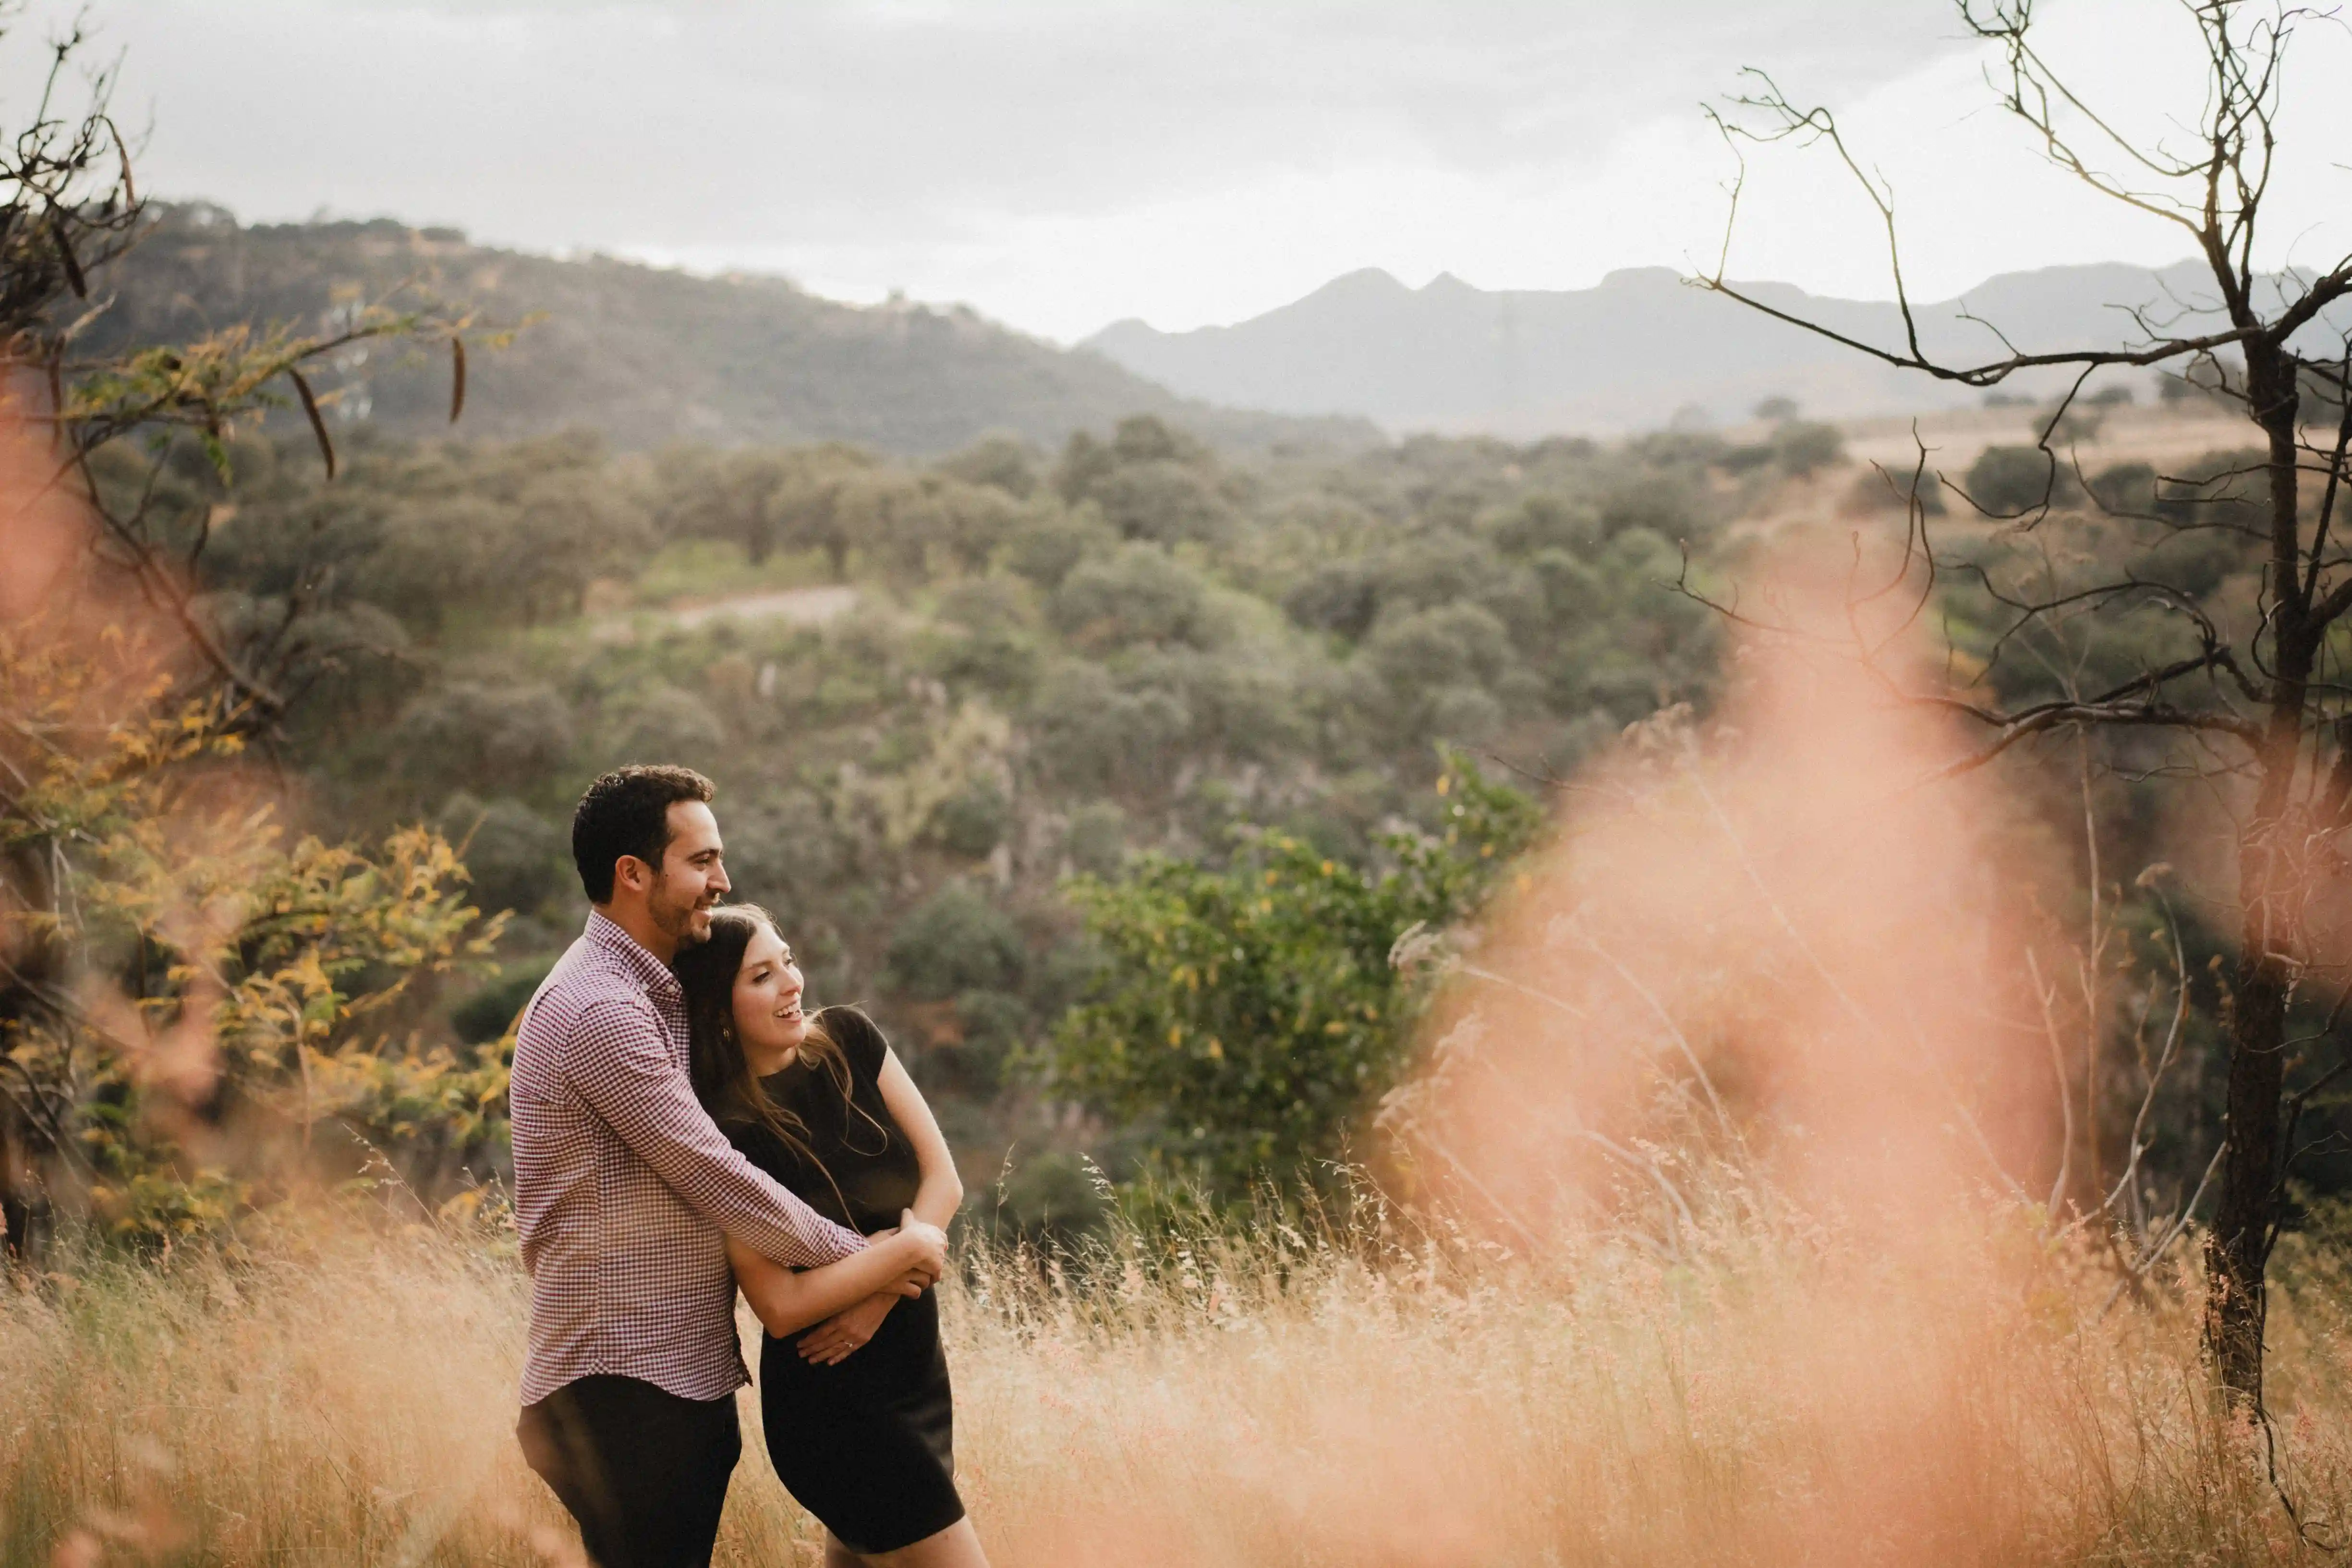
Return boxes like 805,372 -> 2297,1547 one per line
23,0 -> 2352,342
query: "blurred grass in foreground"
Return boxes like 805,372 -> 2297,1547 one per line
7,1197 -> 2352,1568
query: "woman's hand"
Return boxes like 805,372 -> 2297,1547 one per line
726,1211 -> 946,1341
801,1212 -> 946,1363
797,1291 -> 898,1364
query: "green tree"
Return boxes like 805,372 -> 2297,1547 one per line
1044,754 -> 1539,1205
1048,543 -> 1222,651
1770,420 -> 1845,476
395,680 -> 575,801
933,434 -> 1042,499
885,881 -> 1027,1002
438,794 -> 569,918
662,445 -> 791,563
1052,415 -> 1233,546
777,445 -> 882,580
1964,442 -> 2082,514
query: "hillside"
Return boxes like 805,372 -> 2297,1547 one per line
1087,261 -> 2352,437
77,204 -> 1378,457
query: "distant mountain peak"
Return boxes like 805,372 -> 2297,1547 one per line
1081,255 -> 2340,438
1307,267 -> 1411,300
1598,266 -> 1687,290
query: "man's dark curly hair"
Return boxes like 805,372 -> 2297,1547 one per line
571,765 -> 716,904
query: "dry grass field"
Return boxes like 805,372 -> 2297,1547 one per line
1834,401 -> 2256,480
1717,400 -> 2261,542
8,1198 -> 2352,1568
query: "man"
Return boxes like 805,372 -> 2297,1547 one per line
510,765 -> 947,1568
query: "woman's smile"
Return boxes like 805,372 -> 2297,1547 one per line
733,924 -> 812,1072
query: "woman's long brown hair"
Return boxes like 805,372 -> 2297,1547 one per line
674,904 -> 855,1196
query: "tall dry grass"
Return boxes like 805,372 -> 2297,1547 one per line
7,1198 -> 2352,1568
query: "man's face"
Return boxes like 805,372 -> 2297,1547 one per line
646,801 -> 729,947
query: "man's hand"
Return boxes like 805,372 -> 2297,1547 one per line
898,1209 -> 948,1283
797,1291 -> 897,1365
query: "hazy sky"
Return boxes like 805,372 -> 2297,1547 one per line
25,1 -> 2352,342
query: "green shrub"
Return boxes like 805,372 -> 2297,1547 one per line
885,881 -> 1028,1001
1041,753 -> 1539,1206
1965,444 -> 2079,514
1771,421 -> 1845,476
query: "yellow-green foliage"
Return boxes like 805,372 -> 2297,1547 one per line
0,623 -> 503,1247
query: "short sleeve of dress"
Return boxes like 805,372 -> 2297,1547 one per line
819,1006 -> 889,1088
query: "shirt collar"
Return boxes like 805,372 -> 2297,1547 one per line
585,909 -> 683,999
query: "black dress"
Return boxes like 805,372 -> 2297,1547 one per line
721,1006 -> 964,1556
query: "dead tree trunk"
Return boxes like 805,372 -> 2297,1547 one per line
2207,332 -> 2318,1404
1704,0 -> 2352,1409
2213,780 -> 2292,1401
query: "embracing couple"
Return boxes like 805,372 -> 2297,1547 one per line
509,766 -> 989,1568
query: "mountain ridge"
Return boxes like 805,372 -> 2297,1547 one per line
1085,260 -> 2352,436
78,204 -> 1381,458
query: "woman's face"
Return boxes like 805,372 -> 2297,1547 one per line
731,922 -> 809,1076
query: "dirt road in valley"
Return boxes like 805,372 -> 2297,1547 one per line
1836,404 -> 2252,480
664,585 -> 858,630
592,584 -> 860,640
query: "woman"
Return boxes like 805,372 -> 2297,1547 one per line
676,905 -> 988,1568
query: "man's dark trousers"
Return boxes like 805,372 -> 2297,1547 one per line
517,1374 -> 742,1568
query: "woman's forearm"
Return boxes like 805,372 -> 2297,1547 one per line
876,1050 -> 964,1233
729,1231 -> 924,1339
910,1165 -> 963,1233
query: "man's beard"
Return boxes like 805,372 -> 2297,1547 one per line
649,876 -> 711,946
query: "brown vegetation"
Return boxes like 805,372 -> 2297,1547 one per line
9,1204 -> 2352,1568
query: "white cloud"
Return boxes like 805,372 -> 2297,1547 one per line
19,0 -> 2352,340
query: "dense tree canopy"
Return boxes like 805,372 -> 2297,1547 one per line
110,406 -> 1768,1225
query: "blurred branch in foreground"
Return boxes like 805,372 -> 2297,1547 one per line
0,15 -> 505,1259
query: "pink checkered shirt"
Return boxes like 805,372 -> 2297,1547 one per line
510,911 -> 867,1405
